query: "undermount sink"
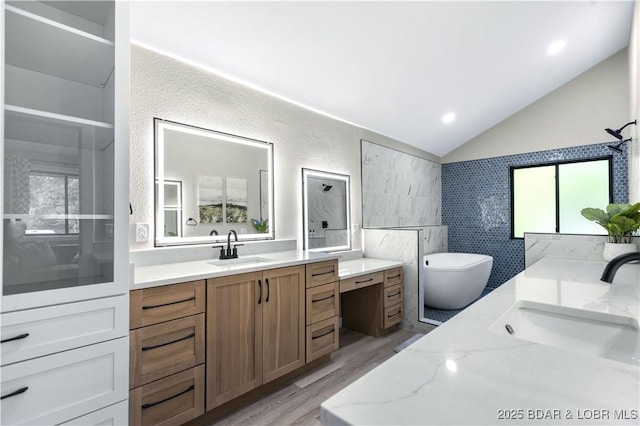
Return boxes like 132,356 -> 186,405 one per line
489,300 -> 639,365
207,257 -> 272,267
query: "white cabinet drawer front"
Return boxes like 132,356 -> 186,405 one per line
1,295 -> 128,366
62,400 -> 128,426
1,338 -> 128,426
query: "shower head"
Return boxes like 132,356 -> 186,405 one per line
607,138 -> 631,153
604,120 -> 636,140
322,184 -> 333,192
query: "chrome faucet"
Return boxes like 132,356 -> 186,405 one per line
600,251 -> 640,283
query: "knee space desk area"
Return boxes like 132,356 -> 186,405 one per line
338,258 -> 405,337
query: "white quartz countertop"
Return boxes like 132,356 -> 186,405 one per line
338,258 -> 404,279
321,257 -> 640,425
132,250 -> 339,290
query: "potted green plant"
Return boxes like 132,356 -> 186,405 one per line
581,202 -> 640,260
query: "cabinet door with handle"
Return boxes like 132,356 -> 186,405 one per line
206,271 -> 263,410
262,265 -> 305,384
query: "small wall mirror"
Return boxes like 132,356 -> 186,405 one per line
155,119 -> 274,246
302,168 -> 350,252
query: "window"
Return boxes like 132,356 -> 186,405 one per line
28,172 -> 79,235
511,158 -> 612,238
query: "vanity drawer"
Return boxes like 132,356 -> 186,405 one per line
130,314 -> 205,389
340,271 -> 384,293
1,295 -> 128,366
383,284 -> 403,308
384,267 -> 403,288
62,400 -> 128,426
130,280 -> 205,329
306,316 -> 339,363
306,282 -> 339,325
306,260 -> 339,288
382,304 -> 403,329
130,365 -> 204,426
1,338 -> 128,426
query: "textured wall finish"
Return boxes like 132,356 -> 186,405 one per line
362,140 -> 442,228
129,45 -> 432,252
442,143 -> 628,289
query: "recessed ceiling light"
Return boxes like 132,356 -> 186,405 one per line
547,39 -> 566,55
442,112 -> 456,124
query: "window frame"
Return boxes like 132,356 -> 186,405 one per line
510,156 -> 613,239
27,170 -> 80,236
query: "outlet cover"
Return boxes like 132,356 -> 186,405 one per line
135,223 -> 149,242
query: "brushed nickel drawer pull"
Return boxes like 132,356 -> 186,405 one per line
312,294 -> 335,303
141,332 -> 195,351
141,385 -> 195,409
311,270 -> 335,277
1,333 -> 29,343
312,327 -> 335,340
1,386 -> 28,400
142,296 -> 196,310
387,291 -> 401,297
387,311 -> 401,319
355,278 -> 373,284
387,274 -> 401,280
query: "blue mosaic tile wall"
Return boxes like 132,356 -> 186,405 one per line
442,144 -> 629,289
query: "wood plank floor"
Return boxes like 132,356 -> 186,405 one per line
206,327 -> 421,426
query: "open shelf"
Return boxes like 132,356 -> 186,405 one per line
5,5 -> 114,88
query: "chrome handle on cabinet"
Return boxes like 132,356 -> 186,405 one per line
312,327 -> 335,340
258,279 -> 262,304
1,386 -> 28,400
312,294 -> 335,303
141,385 -> 195,409
1,333 -> 29,344
141,332 -> 195,351
142,296 -> 196,310
265,278 -> 270,303
355,278 -> 373,284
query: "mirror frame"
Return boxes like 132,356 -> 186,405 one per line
302,168 -> 351,252
154,118 -> 274,246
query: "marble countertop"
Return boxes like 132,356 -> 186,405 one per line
132,250 -> 339,289
338,258 -> 404,280
321,257 -> 640,425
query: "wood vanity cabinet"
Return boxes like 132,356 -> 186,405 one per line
206,265 -> 306,410
305,260 -> 340,362
341,266 -> 404,337
129,280 -> 206,426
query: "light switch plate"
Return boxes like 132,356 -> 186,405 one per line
135,223 -> 149,242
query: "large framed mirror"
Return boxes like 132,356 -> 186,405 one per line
302,168 -> 351,252
155,119 -> 274,246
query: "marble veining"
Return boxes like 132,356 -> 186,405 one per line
362,141 -> 441,228
524,233 -> 609,267
321,257 -> 640,425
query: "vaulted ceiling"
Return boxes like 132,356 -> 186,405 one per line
130,1 -> 634,157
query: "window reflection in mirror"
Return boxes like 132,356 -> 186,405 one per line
154,119 -> 274,246
302,168 -> 351,252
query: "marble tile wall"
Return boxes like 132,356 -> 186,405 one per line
363,226 -> 447,334
361,141 -> 441,228
442,143 -> 629,289
524,233 -> 609,267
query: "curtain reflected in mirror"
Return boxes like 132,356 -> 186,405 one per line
302,168 -> 350,252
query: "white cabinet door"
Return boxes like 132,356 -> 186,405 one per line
1,337 -> 128,426
62,400 -> 128,426
1,295 -> 128,366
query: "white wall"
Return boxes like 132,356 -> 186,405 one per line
629,1 -> 640,202
443,49 -> 629,163
129,44 -> 435,251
